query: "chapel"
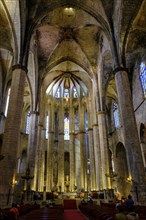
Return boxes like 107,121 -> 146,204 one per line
0,0 -> 146,208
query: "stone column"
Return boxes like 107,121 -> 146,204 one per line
114,68 -> 146,203
69,96 -> 75,192
27,111 -> 39,190
79,99 -> 87,190
37,125 -> 46,192
58,99 -> 64,192
0,65 -> 27,206
88,127 -> 96,190
87,95 -> 97,191
35,124 -> 43,192
93,124 -> 101,191
46,103 -> 54,192
97,111 -> 110,190
91,84 -> 101,191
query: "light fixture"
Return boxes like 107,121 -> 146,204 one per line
127,176 -> 132,183
64,7 -> 75,16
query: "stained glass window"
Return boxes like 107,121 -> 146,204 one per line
26,111 -> 30,134
73,87 -> 78,98
140,62 -> 146,97
64,89 -> 69,98
64,117 -> 70,140
113,102 -> 120,128
55,87 -> 61,98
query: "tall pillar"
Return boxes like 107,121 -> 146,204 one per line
79,99 -> 87,190
87,96 -> 96,191
92,82 -> 101,191
93,124 -> 101,191
88,128 -> 96,190
35,124 -> 43,192
69,97 -> 75,192
114,68 -> 146,203
0,65 -> 27,206
58,100 -> 64,192
97,111 -> 110,190
27,111 -> 39,190
46,103 -> 54,192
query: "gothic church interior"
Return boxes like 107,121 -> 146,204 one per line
0,0 -> 146,207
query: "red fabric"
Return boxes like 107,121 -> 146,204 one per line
63,199 -> 77,209
63,210 -> 87,220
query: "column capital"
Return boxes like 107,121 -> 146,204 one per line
48,131 -> 54,134
88,128 -> 93,131
113,66 -> 128,75
42,128 -> 46,131
12,64 -> 28,73
59,132 -> 64,135
30,111 -> 39,115
78,131 -> 85,134
96,111 -> 106,115
38,123 -> 43,127
69,132 -> 75,135
93,124 -> 98,127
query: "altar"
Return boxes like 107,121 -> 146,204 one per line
61,192 -> 77,199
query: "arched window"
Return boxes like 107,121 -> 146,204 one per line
64,89 -> 69,98
55,87 -> 61,98
73,87 -> 78,98
64,117 -> 70,140
26,111 -> 30,134
74,108 -> 79,132
113,102 -> 120,128
140,62 -> 146,97
4,88 -> 11,117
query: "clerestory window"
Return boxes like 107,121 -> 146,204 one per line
113,102 -> 120,128
140,62 -> 146,97
26,111 -> 30,134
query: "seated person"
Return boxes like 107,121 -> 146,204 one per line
126,195 -> 134,209
81,198 -> 87,204
88,198 -> 93,205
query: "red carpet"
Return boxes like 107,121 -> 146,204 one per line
63,199 -> 77,209
63,210 -> 87,220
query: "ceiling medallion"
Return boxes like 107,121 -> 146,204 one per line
61,27 -> 76,40
64,72 -> 71,78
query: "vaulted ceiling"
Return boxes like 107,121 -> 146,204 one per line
0,0 -> 146,110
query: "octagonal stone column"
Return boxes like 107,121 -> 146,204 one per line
0,65 -> 27,207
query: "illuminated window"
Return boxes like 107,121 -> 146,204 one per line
73,87 -> 78,98
64,89 -> 69,98
64,117 -> 70,140
140,62 -> 146,97
55,87 -> 61,98
113,102 -> 120,128
26,111 -> 30,134
5,88 -> 11,117
74,108 -> 79,132
46,115 -> 49,139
